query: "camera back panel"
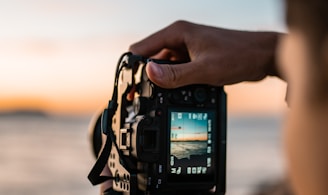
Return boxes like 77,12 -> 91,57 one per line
108,61 -> 226,194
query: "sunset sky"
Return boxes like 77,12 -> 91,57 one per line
170,112 -> 209,141
0,0 -> 287,116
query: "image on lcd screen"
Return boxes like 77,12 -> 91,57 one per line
169,111 -> 214,176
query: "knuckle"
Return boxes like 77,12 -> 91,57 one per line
128,43 -> 140,54
170,20 -> 192,32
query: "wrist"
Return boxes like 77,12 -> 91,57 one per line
264,32 -> 285,80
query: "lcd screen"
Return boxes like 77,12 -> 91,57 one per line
168,109 -> 216,182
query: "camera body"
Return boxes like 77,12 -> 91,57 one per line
90,54 -> 226,195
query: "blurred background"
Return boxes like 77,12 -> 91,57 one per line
0,0 -> 288,194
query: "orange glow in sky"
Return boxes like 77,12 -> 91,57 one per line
0,1 -> 286,116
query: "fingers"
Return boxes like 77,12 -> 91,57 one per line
130,21 -> 280,88
146,61 -> 207,88
129,20 -> 191,58
100,166 -> 112,194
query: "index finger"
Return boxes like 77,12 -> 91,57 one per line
128,20 -> 192,57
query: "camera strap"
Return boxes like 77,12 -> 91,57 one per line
88,52 -> 132,186
88,53 -> 145,186
88,101 -> 117,185
87,129 -> 113,185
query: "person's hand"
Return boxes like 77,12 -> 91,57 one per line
100,165 -> 112,194
129,20 -> 281,88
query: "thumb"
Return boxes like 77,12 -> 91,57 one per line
145,61 -> 199,88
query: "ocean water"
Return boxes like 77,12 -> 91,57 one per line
0,114 -> 285,195
171,141 -> 208,159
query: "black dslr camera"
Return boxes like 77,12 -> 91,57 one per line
88,53 -> 226,195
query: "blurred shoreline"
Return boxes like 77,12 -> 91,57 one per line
0,112 -> 285,195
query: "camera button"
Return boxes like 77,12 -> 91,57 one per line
155,108 -> 163,116
211,98 -> 216,104
158,164 -> 163,174
193,87 -> 208,103
183,95 -> 189,102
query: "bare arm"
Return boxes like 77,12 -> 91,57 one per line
129,20 -> 282,88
